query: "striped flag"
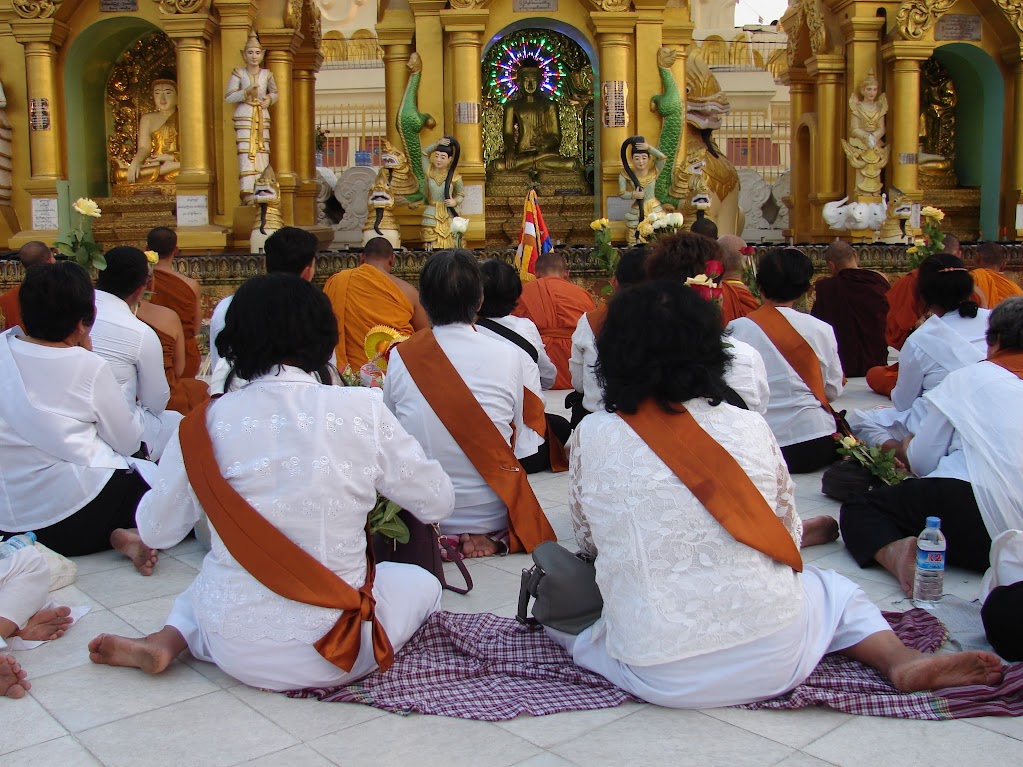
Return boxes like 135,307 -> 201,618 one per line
515,189 -> 553,282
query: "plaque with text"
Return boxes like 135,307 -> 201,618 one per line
29,98 -> 50,131
177,195 -> 209,227
455,102 -> 480,125
898,153 -> 918,165
31,198 -> 58,231
909,204 -> 922,231
935,15 -> 982,41
462,184 -> 484,216
601,81 -> 628,129
514,0 -> 557,11
100,0 -> 138,10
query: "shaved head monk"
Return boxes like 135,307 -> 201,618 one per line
513,252 -> 595,388
717,235 -> 759,325
323,237 -> 428,371
146,227 -> 203,378
0,241 -> 55,332
810,241 -> 890,377
970,242 -> 1022,309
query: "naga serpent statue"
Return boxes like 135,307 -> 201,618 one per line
395,52 -> 435,205
651,47 -> 683,210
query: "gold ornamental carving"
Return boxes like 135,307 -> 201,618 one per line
13,0 -> 60,18
590,0 -> 632,11
994,0 -> 1023,34
448,0 -> 492,8
152,0 -> 211,14
785,3 -> 803,67
804,0 -> 828,54
285,0 -> 302,27
896,0 -> 957,40
306,0 -> 322,50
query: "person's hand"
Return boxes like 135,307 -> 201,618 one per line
632,188 -> 644,200
444,198 -> 457,208
127,159 -> 141,184
635,142 -> 648,152
259,96 -> 272,109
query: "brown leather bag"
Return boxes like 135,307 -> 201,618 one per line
371,511 -> 473,595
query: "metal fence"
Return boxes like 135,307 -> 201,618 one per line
314,104 -> 389,173
718,109 -> 791,184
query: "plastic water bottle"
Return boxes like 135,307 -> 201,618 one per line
0,532 -> 37,560
912,517 -> 946,608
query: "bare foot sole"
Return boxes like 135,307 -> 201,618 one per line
801,516 -> 840,548
890,650 -> 1004,692
0,654 -> 30,698
875,536 -> 917,596
88,633 -> 174,674
459,533 -> 501,559
110,529 -> 159,576
16,605 -> 73,641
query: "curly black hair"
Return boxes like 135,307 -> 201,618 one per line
755,247 -> 814,302
597,280 -> 731,414
917,253 -> 979,318
216,273 -> 338,383
645,232 -> 721,282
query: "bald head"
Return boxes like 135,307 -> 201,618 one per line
362,236 -> 395,263
975,241 -> 1006,270
717,235 -> 747,275
824,240 -> 858,271
942,234 -> 961,256
535,252 -> 567,278
19,241 -> 54,268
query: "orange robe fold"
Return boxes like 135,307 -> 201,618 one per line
513,276 -> 595,389
146,321 -> 210,415
324,264 -> 414,371
971,268 -> 1022,309
0,286 -> 21,332
151,270 -> 202,378
720,280 -> 760,326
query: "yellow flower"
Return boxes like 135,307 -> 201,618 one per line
637,221 -> 654,238
921,206 -> 944,221
599,217 -> 610,228
906,246 -> 918,255
840,435 -> 859,449
144,250 -> 160,265
590,219 -> 602,231
72,197 -> 101,218
685,274 -> 714,288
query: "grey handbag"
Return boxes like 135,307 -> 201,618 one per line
517,541 -> 603,634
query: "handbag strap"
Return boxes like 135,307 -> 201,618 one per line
438,536 -> 474,595
476,318 -> 540,364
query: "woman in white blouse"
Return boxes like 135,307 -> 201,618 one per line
554,280 -> 1001,708
0,262 -> 156,572
89,274 -> 455,691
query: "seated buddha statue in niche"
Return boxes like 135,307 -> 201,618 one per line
494,65 -> 579,172
113,77 -> 180,185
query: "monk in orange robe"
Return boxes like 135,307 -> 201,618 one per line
717,235 -> 759,325
136,300 -> 210,414
971,242 -> 1022,309
0,242 -> 53,331
323,237 -> 428,371
147,227 -> 202,378
513,252 -> 595,389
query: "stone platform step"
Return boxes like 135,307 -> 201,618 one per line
93,196 -> 177,250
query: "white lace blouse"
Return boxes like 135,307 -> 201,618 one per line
569,399 -> 803,666
136,367 -> 455,644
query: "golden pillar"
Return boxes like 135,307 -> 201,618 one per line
882,43 -> 930,200
262,31 -> 300,226
409,0 -> 446,149
633,2 -> 665,143
841,17 -> 884,200
293,51 -> 321,227
591,11 -> 638,220
806,54 -> 845,204
378,10 -> 415,151
782,67 -> 815,237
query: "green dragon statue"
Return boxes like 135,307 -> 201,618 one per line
651,47 -> 683,210
395,52 -> 435,204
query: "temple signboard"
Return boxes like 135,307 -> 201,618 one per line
100,0 -> 139,10
514,0 -> 557,11
935,15 -> 982,41
177,195 -> 209,227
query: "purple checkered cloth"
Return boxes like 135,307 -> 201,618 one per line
285,609 -> 1023,720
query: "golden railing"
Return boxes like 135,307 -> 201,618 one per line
692,34 -> 787,79
717,108 -> 791,184
314,104 -> 389,172
319,36 -> 384,70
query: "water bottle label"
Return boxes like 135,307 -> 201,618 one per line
917,549 -> 945,571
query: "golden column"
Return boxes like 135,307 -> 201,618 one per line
805,54 -> 845,204
409,0 -> 446,149
591,11 -> 638,221
293,50 -> 321,227
378,10 -> 415,151
262,30 -> 301,226
632,1 -> 665,143
841,17 -> 884,200
781,67 -> 815,237
882,42 -> 931,201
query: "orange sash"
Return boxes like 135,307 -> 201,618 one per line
397,329 -> 557,552
586,304 -> 608,338
989,349 -> 1023,380
179,402 -> 393,673
618,400 -> 802,572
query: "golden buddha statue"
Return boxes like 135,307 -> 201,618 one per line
494,65 -> 578,172
918,60 -> 957,181
113,78 -> 180,185
841,71 -> 889,197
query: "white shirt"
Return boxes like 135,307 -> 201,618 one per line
570,313 -> 601,413
208,294 -> 232,374
136,367 -> 454,644
0,330 -> 141,530
384,324 -> 537,532
477,314 -> 557,391
91,290 -> 170,427
570,399 -> 803,666
728,308 -> 844,447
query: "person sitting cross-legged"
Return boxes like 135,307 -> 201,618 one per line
89,274 -> 455,691
551,279 -> 1002,709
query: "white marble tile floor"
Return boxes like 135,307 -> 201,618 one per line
2,380 -> 1018,766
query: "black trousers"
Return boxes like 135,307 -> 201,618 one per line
780,434 -> 839,474
1,468 -> 151,557
982,582 -> 1023,661
520,413 -> 574,474
839,477 -> 992,572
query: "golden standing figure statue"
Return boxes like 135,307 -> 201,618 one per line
619,138 -> 666,242
841,71 -> 890,198
226,31 -> 279,204
113,77 -> 180,185
421,137 -> 464,251
494,65 -> 578,172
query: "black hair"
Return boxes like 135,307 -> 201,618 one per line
95,247 -> 150,299
478,259 -> 522,318
690,216 -> 719,239
987,296 -> 1023,350
646,232 -> 718,282
264,227 -> 318,275
755,247 -> 814,302
917,253 -> 979,318
146,227 -> 176,258
418,249 -> 482,326
615,245 -> 649,287
597,280 -> 731,414
216,273 -> 337,383
19,261 -> 96,341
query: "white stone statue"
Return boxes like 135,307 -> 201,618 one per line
225,31 -> 278,204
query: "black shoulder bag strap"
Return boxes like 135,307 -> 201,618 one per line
475,318 -> 540,364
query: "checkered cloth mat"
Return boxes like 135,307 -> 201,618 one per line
285,609 -> 1023,720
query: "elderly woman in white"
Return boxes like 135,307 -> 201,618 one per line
552,280 -> 1002,708
89,274 -> 455,691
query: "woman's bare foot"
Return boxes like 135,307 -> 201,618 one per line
801,516 -> 840,548
459,534 -> 501,559
889,650 -> 1004,693
15,606 -> 73,641
110,528 -> 159,576
874,536 -> 918,596
0,655 -> 30,698
88,627 -> 185,674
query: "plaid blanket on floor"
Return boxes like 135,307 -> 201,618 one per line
286,609 -> 1023,720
